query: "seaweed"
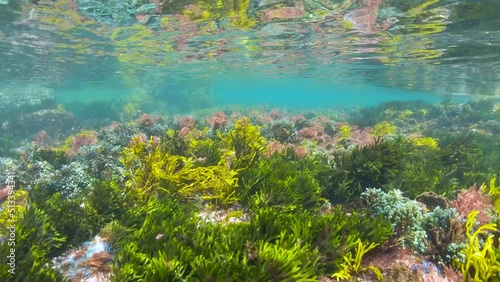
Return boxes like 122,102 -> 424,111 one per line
238,150 -> 322,211
423,207 -> 464,264
246,207 -> 392,273
0,204 -> 65,281
252,233 -> 318,282
389,139 -> 444,198
32,186 -> 102,255
0,134 -> 16,158
87,181 -> 129,224
160,129 -> 190,156
321,137 -> 409,203
351,100 -> 433,126
333,239 -> 382,280
218,117 -> 267,171
108,193 -> 391,281
4,106 -> 500,281
189,137 -> 223,166
33,148 -> 68,170
453,210 -> 500,281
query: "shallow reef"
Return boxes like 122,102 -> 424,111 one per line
1,99 -> 500,281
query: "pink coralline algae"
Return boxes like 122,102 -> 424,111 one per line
178,116 -> 196,137
129,133 -> 148,146
291,114 -> 307,125
350,127 -> 376,147
210,112 -> 227,131
451,184 -> 493,224
178,116 -> 196,129
151,0 -> 162,14
67,131 -> 98,157
298,124 -> 325,139
129,134 -> 161,148
294,146 -> 309,158
151,136 -> 161,147
265,141 -> 286,158
139,114 -> 163,126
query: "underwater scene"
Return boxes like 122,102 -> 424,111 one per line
1,0 -> 500,281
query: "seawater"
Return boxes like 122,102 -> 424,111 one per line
1,0 -> 500,281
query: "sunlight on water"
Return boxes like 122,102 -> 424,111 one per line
0,0 -> 499,104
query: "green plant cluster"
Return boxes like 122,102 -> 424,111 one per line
238,150 -> 324,211
320,137 -> 410,203
218,117 -> 267,171
0,183 -> 110,281
0,189 -> 27,237
108,197 -> 392,281
121,134 -> 240,206
333,239 -> 382,280
372,121 -> 397,137
331,100 -> 500,200
0,176 -> 132,281
160,129 -> 190,156
351,100 -> 433,127
0,134 -> 16,158
0,204 -> 65,281
33,148 -> 68,169
334,130 -> 497,199
453,210 -> 500,282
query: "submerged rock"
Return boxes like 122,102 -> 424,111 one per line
52,235 -> 112,281
0,85 -> 55,121
7,109 -> 81,140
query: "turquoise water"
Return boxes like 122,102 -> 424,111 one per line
54,76 -> 443,111
211,77 -> 443,108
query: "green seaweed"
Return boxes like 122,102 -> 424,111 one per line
218,117 -> 267,171
320,137 -> 409,203
453,210 -> 500,281
87,181 -> 129,224
32,187 -> 102,254
0,204 -> 65,281
161,129 -> 190,157
4,107 -> 499,281
189,137 -> 223,166
33,148 -> 68,170
121,134 -> 239,206
238,150 -> 323,211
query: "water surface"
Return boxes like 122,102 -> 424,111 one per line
0,0 -> 498,111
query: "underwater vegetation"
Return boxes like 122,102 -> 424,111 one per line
0,99 -> 500,281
